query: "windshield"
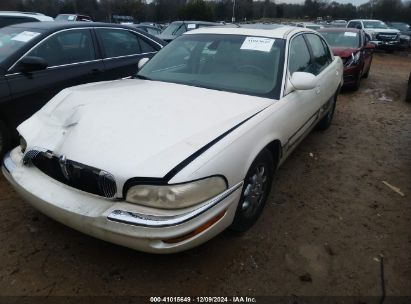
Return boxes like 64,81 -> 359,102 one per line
0,27 -> 44,64
137,34 -> 285,99
161,23 -> 186,36
320,31 -> 360,48
363,21 -> 388,29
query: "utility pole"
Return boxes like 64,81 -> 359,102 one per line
232,0 -> 236,23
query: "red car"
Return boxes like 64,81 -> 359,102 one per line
318,28 -> 374,90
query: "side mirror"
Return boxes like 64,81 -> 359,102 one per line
356,24 -> 362,30
365,43 -> 375,49
290,72 -> 317,90
138,57 -> 150,70
18,56 -> 48,72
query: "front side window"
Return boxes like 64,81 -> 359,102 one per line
305,34 -> 330,75
146,27 -> 161,36
288,34 -> 311,75
97,29 -> 141,58
347,21 -> 361,29
138,34 -> 285,99
27,29 -> 95,67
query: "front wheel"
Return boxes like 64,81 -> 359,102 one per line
230,149 -> 274,232
0,120 -> 11,158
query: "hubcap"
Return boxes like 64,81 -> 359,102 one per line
242,165 -> 267,218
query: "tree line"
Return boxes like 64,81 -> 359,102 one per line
1,0 -> 410,25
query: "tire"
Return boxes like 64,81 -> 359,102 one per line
363,59 -> 372,79
0,120 -> 11,158
406,72 -> 411,103
230,149 -> 274,232
317,92 -> 337,131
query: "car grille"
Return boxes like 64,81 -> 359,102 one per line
376,33 -> 398,41
23,150 -> 117,198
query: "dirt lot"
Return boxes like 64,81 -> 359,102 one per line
0,53 -> 410,299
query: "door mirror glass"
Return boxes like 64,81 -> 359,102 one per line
18,56 -> 48,72
290,72 -> 317,90
138,57 -> 150,69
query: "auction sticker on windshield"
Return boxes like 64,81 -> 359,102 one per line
11,31 -> 41,43
241,37 -> 275,52
344,32 -> 357,37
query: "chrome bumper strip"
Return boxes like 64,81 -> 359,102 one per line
107,181 -> 243,228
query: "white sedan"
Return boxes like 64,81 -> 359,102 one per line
2,26 -> 343,253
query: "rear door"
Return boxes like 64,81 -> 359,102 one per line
5,28 -> 104,127
95,28 -> 160,80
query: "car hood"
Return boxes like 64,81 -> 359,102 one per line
18,79 -> 272,181
331,47 -> 359,58
365,28 -> 400,34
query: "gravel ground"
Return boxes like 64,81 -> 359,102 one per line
0,53 -> 410,298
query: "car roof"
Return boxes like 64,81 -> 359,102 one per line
171,20 -> 220,25
0,11 -> 53,21
185,26 -> 316,39
349,19 -> 383,22
7,21 -> 146,32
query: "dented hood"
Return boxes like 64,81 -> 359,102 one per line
18,79 -> 272,180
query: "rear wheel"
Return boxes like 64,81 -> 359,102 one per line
363,59 -> 372,78
317,92 -> 337,131
230,149 -> 274,232
406,72 -> 411,103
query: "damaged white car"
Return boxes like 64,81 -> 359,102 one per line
2,26 -> 343,253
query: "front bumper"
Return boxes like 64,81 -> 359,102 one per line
370,40 -> 399,50
343,64 -> 362,86
2,148 -> 243,253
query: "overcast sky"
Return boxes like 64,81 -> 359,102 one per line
275,0 -> 369,5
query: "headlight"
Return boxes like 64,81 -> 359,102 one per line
344,51 -> 361,67
371,32 -> 377,40
126,176 -> 227,209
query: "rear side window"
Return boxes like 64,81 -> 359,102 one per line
139,37 -> 157,53
146,27 -> 161,36
27,29 -> 95,67
96,29 -> 142,58
305,34 -> 331,75
288,35 -> 311,75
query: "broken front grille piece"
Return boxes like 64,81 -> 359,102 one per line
23,149 -> 117,199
